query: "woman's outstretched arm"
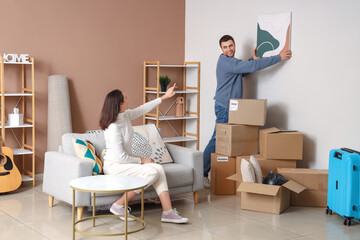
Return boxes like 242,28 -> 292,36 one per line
125,84 -> 176,120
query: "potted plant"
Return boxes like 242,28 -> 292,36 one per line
159,75 -> 171,92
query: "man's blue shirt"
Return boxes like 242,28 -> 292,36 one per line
214,54 -> 281,108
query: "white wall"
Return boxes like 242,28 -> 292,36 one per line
185,0 -> 360,169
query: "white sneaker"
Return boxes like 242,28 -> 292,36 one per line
203,176 -> 210,188
110,203 -> 136,221
161,208 -> 188,223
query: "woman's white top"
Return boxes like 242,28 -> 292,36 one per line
103,98 -> 162,164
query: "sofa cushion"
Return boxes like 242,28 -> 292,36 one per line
72,138 -> 103,175
62,132 -> 106,156
241,158 -> 256,183
132,124 -> 173,164
162,163 -> 193,188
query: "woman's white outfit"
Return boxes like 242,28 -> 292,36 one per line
103,98 -> 168,195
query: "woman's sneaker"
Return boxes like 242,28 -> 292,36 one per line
110,203 -> 136,221
161,208 -> 188,223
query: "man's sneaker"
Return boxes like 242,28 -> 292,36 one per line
203,176 -> 210,188
110,203 -> 136,221
161,208 -> 188,224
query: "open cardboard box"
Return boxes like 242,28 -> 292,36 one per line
227,173 -> 305,214
226,155 -> 297,196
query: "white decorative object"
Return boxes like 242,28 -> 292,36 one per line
8,108 -> 23,126
250,155 -> 263,183
47,75 -> 72,151
0,53 -> 30,63
241,159 -> 256,183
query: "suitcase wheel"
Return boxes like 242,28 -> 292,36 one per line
326,207 -> 333,215
344,219 -> 352,226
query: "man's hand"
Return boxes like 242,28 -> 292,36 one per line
253,48 -> 261,60
160,83 -> 177,101
280,49 -> 292,61
141,158 -> 154,164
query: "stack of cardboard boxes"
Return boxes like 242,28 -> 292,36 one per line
211,99 -> 266,195
210,99 -> 328,214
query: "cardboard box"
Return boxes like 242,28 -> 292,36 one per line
237,181 -> 305,214
277,168 -> 328,207
210,153 -> 236,195
259,127 -> 303,160
237,155 -> 297,177
228,99 -> 267,126
215,123 -> 259,156
226,158 -> 243,196
289,190 -> 327,207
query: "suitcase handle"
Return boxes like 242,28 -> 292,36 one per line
334,151 -> 342,159
341,148 -> 360,155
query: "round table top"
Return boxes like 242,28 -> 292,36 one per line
69,175 -> 148,193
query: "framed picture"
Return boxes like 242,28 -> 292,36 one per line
256,12 -> 292,57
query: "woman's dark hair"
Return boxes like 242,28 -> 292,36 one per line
219,35 -> 235,47
99,89 -> 124,130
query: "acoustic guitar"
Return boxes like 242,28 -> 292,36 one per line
0,147 -> 22,193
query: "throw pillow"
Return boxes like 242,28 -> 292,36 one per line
250,155 -> 263,183
73,138 -> 103,175
241,159 -> 256,183
132,124 -> 173,164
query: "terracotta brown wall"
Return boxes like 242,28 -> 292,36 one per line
0,0 -> 185,174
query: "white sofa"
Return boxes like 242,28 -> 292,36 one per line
42,128 -> 203,219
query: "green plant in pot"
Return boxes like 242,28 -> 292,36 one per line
159,75 -> 171,92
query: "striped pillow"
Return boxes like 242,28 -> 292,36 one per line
73,138 -> 103,175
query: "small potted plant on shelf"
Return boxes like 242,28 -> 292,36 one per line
159,75 -> 171,92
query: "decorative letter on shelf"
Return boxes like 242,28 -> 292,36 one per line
0,54 -> 30,63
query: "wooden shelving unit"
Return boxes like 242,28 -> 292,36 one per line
0,57 -> 36,187
143,61 -> 200,150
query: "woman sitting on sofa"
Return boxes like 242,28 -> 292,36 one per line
99,84 -> 188,224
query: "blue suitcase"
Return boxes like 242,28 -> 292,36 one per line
326,148 -> 360,226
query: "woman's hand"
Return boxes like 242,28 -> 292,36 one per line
160,83 -> 177,101
141,158 -> 154,164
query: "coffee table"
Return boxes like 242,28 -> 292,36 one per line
69,175 -> 148,240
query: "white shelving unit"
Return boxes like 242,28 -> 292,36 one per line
162,136 -> 198,143
143,61 -> 200,149
145,90 -> 198,94
0,57 -> 36,187
144,114 -> 198,121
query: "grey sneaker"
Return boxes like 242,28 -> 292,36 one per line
203,176 -> 210,188
110,203 -> 136,221
161,208 -> 188,224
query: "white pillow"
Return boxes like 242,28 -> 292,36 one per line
250,155 -> 263,183
132,124 -> 173,164
241,159 -> 256,183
